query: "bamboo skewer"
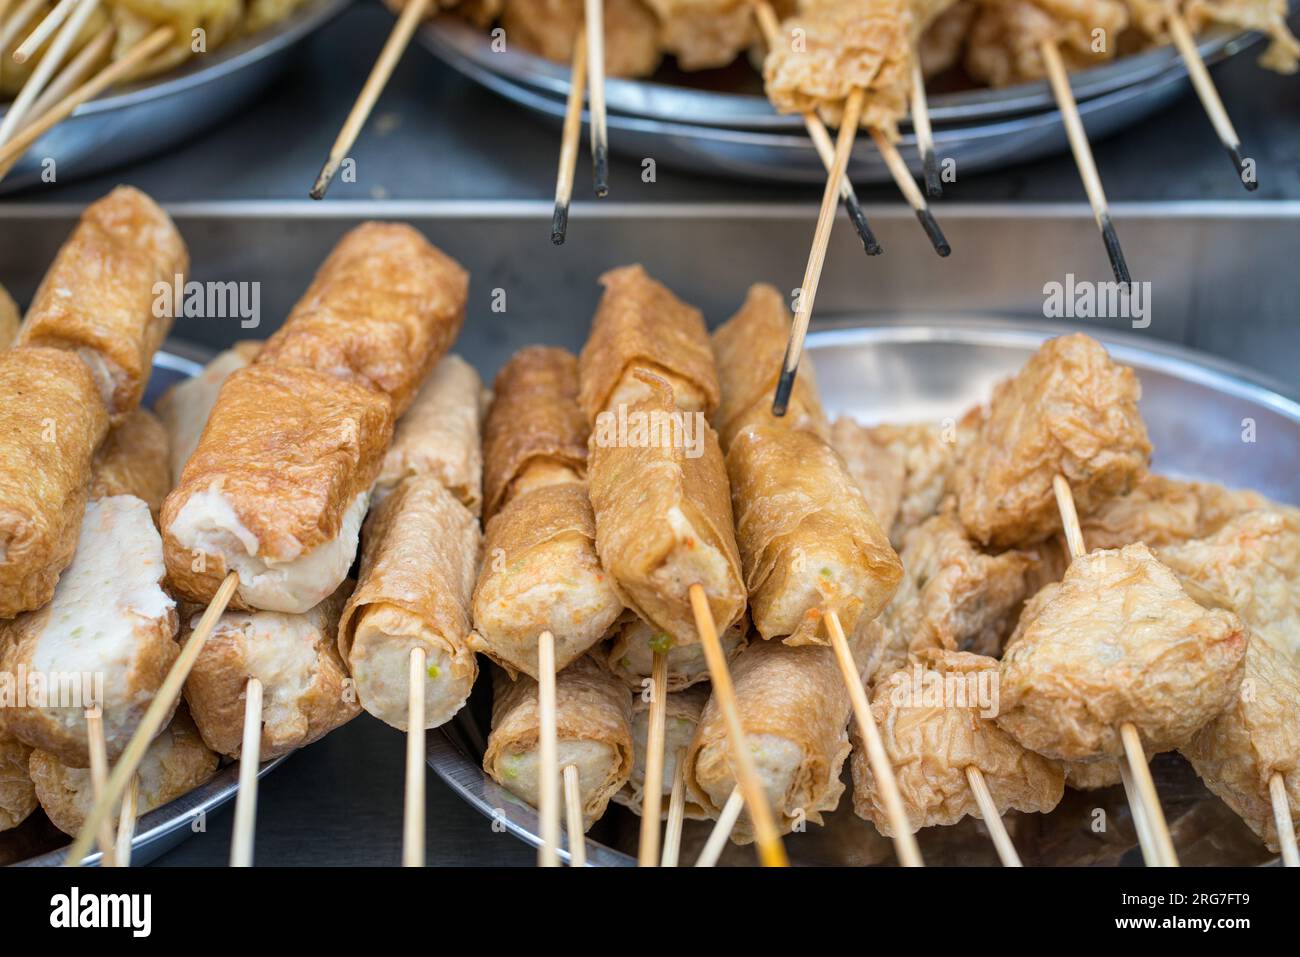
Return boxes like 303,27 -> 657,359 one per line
695,785 -> 744,867
114,775 -> 139,867
537,630 -> 560,866
0,0 -> 100,147
1039,39 -> 1131,284
636,649 -> 669,865
1119,758 -> 1160,866
85,710 -> 117,866
551,27 -> 587,245
965,766 -> 1021,866
0,0 -> 44,53
11,0 -> 78,63
229,676 -> 263,867
563,765 -> 586,866
403,647 -> 426,867
309,0 -> 430,199
583,0 -> 608,196
1269,773 -> 1298,867
909,54 -> 941,198
870,128 -> 950,256
0,0 -> 15,31
22,23 -> 112,119
660,747 -> 688,867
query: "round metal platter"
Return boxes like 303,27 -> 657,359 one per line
0,0 -> 351,194
428,319 -> 1297,867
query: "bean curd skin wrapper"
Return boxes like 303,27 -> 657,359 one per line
89,408 -> 172,523
155,342 -> 261,487
18,186 -> 187,420
603,611 -> 750,693
614,683 -> 711,821
0,731 -> 36,832
339,477 -> 481,731
0,347 -> 109,619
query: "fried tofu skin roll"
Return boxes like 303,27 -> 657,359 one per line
686,638 -> 851,842
587,373 -> 746,644
375,354 -> 484,514
0,283 -> 18,348
711,284 -> 829,450
89,409 -> 171,522
484,657 -> 634,829
256,223 -> 468,416
0,496 -> 178,767
184,584 -> 357,758
578,265 -> 720,422
0,347 -> 109,618
727,424 -> 902,645
954,334 -> 1151,549
339,477 -> 481,731
0,731 -> 36,832
162,364 -> 393,614
18,186 -> 187,420
481,346 -> 588,522
604,612 -> 749,692
1078,474 -> 1272,552
998,543 -> 1247,761
614,683 -> 711,820
853,651 -> 1064,835
471,483 -> 622,680
155,342 -> 260,485
29,707 -> 218,836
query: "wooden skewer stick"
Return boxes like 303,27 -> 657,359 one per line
688,583 -> 788,866
1119,755 -> 1160,866
537,630 -> 561,866
1039,39 -> 1131,284
403,646 -> 426,867
772,87 -> 864,417
825,609 -> 924,866
229,676 -> 263,867
964,766 -> 1021,866
0,25 -> 173,173
0,0 -> 15,31
1269,772 -> 1298,867
12,0 -> 78,63
562,764 -> 586,866
0,0 -> 100,146
115,775 -> 139,867
583,0 -> 608,197
695,785 -> 744,867
870,128 -> 950,257
0,0 -> 44,52
85,709 -> 117,866
551,27 -> 587,245
660,747 -> 688,867
309,0 -> 430,199
637,649 -> 669,865
1166,11 -> 1256,191
909,54 -> 941,198
65,569 -> 238,867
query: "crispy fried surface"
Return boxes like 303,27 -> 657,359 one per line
89,408 -> 171,523
964,0 -> 1128,86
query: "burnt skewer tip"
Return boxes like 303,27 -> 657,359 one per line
1098,212 -> 1132,285
309,161 -> 337,201
551,202 -> 570,246
593,144 -> 609,199
772,365 -> 797,417
922,150 -> 942,199
1226,143 -> 1259,192
845,197 -> 883,256
916,208 -> 951,258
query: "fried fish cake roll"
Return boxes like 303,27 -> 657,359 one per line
998,543 -> 1247,761
0,347 -> 109,618
853,651 -> 1063,835
29,707 -> 218,836
374,354 -> 484,513
578,265 -> 720,422
471,483 -> 622,680
954,334 -> 1151,549
0,731 -> 36,832
481,347 -> 588,522
256,223 -> 468,416
184,584 -> 357,758
686,638 -> 851,842
710,284 -> 829,450
155,342 -> 260,486
18,187 -> 187,420
727,423 -> 902,645
339,477 -> 480,730
1078,475 -> 1272,552
0,283 -> 18,348
587,373 -> 745,644
964,0 -> 1127,87
827,418 -> 905,537
604,612 -> 749,692
614,683 -> 711,820
88,409 -> 171,522
0,496 -> 178,767
162,364 -> 393,614
484,657 -> 634,829
501,0 -> 663,77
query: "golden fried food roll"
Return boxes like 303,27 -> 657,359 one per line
0,496 -> 178,767
183,584 -> 357,758
339,477 -> 481,730
501,0 -> 663,77
853,651 -> 1064,835
827,418 -> 905,536
18,187 -> 187,420
162,364 -> 393,614
155,342 -> 261,486
918,0 -> 975,76
29,707 -> 218,837
481,346 -> 589,522
710,284 -> 829,450
614,683 -> 711,820
727,423 -> 902,645
0,283 -> 18,348
471,483 -> 622,680
256,223 -> 467,416
374,354 -> 484,514
1126,0 -> 1297,74
578,265 -> 720,422
587,372 -> 746,644
88,409 -> 171,522
0,731 -> 36,832
998,543 -> 1247,761
646,0 -> 777,70
603,611 -> 749,692
0,347 -> 109,618
685,638 -> 851,842
484,657 -> 634,829
954,334 -> 1151,548
964,0 -> 1127,87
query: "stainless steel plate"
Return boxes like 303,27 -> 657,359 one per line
428,319 -> 1298,866
0,0 -> 351,194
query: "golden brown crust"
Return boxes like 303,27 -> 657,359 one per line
828,417 -> 906,537
89,408 -> 171,522
0,731 -> 36,832
501,0 -> 663,77
482,346 -> 589,521
256,222 -> 468,416
18,186 -> 187,419
0,346 -> 109,618
0,282 -> 19,349
964,0 -> 1128,86
602,610 -> 750,692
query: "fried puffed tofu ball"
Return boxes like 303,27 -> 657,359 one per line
998,543 -> 1247,761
